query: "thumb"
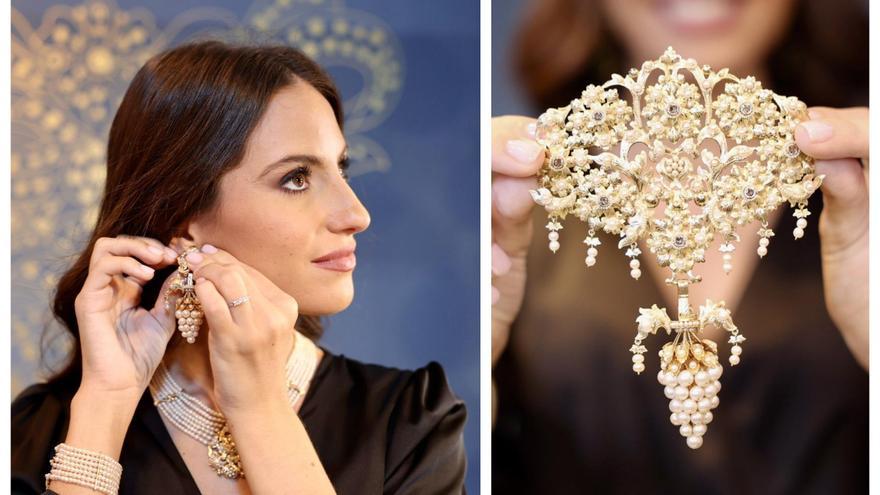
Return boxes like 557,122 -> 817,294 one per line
815,157 -> 868,254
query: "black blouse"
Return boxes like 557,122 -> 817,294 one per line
12,350 -> 467,494
493,205 -> 868,494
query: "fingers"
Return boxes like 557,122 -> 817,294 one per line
193,277 -> 237,331
815,158 -> 869,252
493,175 -> 538,257
794,107 -> 868,161
91,236 -> 177,269
190,258 -> 255,326
82,255 -> 156,293
493,116 -> 544,177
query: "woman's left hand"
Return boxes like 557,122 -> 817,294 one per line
184,244 -> 300,414
794,107 -> 868,370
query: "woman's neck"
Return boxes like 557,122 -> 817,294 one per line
161,325 -> 218,406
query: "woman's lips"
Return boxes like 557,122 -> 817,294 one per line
655,0 -> 740,35
312,248 -> 357,272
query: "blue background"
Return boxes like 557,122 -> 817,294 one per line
12,1 -> 479,492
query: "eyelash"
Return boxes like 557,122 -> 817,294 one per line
279,159 -> 351,195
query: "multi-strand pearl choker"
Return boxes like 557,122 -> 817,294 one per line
148,330 -> 319,479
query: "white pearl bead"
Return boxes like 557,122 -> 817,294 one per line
678,370 -> 694,387
669,399 -> 683,413
729,354 -> 740,365
587,247 -> 598,257
630,268 -> 641,279
674,386 -> 688,401
722,253 -> 732,261
703,383 -> 716,398
796,218 -> 807,229
690,412 -> 704,425
549,240 -> 560,252
759,237 -> 769,247
731,345 -> 742,356
630,259 -> 640,269
708,366 -> 722,380
689,386 -> 704,401
670,413 -> 681,425
664,386 -> 676,399
632,362 -> 645,374
665,371 -> 677,385
677,412 -> 691,424
723,263 -> 733,273
710,396 -> 720,409
793,227 -> 804,239
698,398 -> 711,411
585,256 -> 596,266
757,246 -> 767,257
694,371 -> 709,386
683,399 -> 697,414
548,231 -> 559,241
692,424 -> 707,436
703,411 -> 713,424
713,380 -> 722,393
657,370 -> 668,385
680,424 -> 693,437
632,353 -> 645,363
687,435 -> 703,449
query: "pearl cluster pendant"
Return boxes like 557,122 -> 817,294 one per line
657,336 -> 722,449
164,247 -> 204,344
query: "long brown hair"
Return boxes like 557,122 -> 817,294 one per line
47,40 -> 342,392
514,0 -> 868,110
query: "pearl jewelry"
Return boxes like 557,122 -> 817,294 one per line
664,386 -> 676,399
548,231 -> 559,241
692,424 -> 707,436
680,424 -> 692,437
683,399 -> 697,414
669,399 -> 683,413
731,345 -> 742,356
632,362 -> 645,374
149,331 -> 318,479
632,354 -> 645,363
698,398 -> 711,412
689,386 -> 704,401
687,435 -> 703,449
729,354 -> 740,365
677,370 -> 694,387
549,240 -> 560,252
793,227 -> 804,239
674,386 -> 688,401
796,218 -> 807,229
585,256 -> 596,266
694,371 -> 709,386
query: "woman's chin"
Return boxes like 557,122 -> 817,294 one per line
297,285 -> 355,316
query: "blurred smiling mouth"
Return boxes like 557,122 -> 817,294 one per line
656,0 -> 741,34
312,246 -> 357,272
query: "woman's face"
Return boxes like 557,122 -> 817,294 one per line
600,0 -> 798,75
185,82 -> 370,316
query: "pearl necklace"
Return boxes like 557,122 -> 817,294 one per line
148,331 -> 319,479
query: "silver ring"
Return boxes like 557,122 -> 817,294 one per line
227,295 -> 250,308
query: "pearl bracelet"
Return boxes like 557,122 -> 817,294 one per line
45,443 -> 122,495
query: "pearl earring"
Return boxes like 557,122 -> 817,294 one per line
163,246 -> 204,344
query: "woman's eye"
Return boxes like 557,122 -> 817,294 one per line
281,168 -> 310,193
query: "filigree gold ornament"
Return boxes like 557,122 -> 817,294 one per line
531,47 -> 822,449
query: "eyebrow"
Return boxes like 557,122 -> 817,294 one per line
258,148 -> 348,180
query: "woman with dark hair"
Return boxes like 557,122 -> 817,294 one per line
12,41 -> 466,494
492,0 -> 867,492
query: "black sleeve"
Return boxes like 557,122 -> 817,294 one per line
383,362 -> 467,495
11,384 -> 70,495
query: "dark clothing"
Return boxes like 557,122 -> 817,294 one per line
493,204 -> 868,494
13,351 -> 467,494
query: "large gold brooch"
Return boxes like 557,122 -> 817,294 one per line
531,47 -> 822,449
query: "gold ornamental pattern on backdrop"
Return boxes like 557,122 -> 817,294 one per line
11,0 -> 404,394
530,47 -> 821,449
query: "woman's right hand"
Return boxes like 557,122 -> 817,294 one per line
492,116 -> 544,365
73,235 -> 180,400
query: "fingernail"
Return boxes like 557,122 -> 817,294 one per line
148,246 -> 164,256
506,139 -> 542,163
800,120 -> 833,143
141,264 -> 155,275
201,244 -> 218,254
526,122 -> 537,138
186,251 -> 204,264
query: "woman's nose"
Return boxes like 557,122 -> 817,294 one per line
327,181 -> 371,235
